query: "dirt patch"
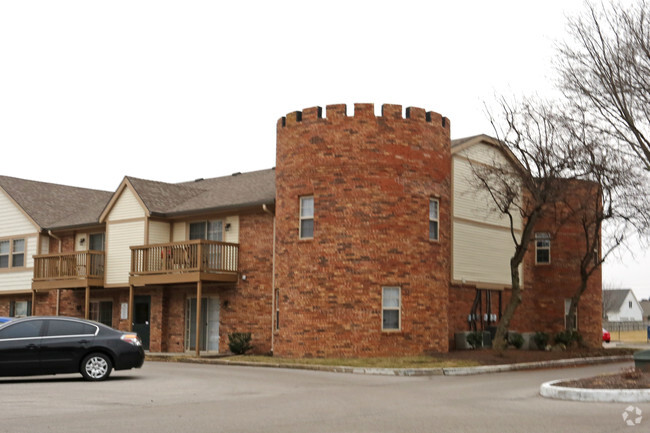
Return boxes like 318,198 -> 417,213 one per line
556,368 -> 650,389
432,347 -> 634,366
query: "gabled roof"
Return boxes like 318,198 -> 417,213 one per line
0,175 -> 113,230
602,289 -> 637,312
101,168 -> 276,220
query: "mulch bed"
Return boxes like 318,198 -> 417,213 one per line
555,369 -> 650,389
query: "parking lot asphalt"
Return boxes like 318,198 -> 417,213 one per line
0,360 -> 644,433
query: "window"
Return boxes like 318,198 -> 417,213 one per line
46,319 -> 97,337
564,299 -> 577,330
382,287 -> 401,331
89,233 -> 105,251
429,199 -> 439,241
0,238 -> 25,269
90,301 -> 113,327
535,233 -> 551,264
10,300 -> 31,317
629,301 -> 633,309
0,320 -> 43,340
299,196 -> 314,239
189,220 -> 223,241
274,289 -> 280,331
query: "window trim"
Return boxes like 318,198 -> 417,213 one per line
382,286 -> 401,332
535,232 -> 551,265
299,196 -> 314,240
0,237 -> 26,270
429,198 -> 439,242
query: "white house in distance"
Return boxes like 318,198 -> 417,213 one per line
603,289 -> 644,322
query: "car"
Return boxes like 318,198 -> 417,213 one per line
0,316 -> 144,381
603,328 -> 611,343
0,317 -> 11,324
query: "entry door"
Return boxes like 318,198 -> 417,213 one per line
186,297 -> 220,352
133,295 -> 151,350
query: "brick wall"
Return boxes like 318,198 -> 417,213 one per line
274,103 -> 451,357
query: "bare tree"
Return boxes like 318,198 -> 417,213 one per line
557,0 -> 650,169
472,97 -> 580,351
560,121 -> 650,330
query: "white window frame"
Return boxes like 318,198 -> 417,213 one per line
429,198 -> 439,241
299,196 -> 314,239
535,233 -> 551,264
0,238 -> 26,269
382,286 -> 401,331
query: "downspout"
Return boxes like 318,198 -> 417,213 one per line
48,230 -> 62,315
262,204 -> 276,354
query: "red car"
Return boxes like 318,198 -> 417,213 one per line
603,328 -> 611,343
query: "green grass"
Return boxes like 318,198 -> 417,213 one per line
224,355 -> 479,369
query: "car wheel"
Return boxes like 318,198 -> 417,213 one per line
81,353 -> 112,381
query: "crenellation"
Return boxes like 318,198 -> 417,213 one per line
353,103 -> 375,118
302,106 -> 323,121
326,104 -> 347,119
381,104 -> 402,119
406,106 -> 426,121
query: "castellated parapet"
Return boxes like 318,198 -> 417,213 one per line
274,103 -> 451,357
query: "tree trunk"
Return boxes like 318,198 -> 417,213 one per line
493,264 -> 523,351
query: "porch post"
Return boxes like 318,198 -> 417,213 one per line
128,285 -> 134,332
196,281 -> 202,357
31,290 -> 36,316
84,286 -> 90,319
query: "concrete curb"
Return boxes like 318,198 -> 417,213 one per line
146,354 -> 632,377
540,379 -> 650,402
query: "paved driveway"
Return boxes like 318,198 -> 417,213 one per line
0,360 -> 643,433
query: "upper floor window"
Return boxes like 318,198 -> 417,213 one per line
299,196 -> 314,239
0,238 -> 25,269
189,220 -> 223,241
429,199 -> 439,241
535,232 -> 551,264
89,233 -> 105,251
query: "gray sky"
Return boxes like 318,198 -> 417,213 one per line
1,0 -> 646,296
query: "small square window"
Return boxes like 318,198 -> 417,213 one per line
299,196 -> 314,239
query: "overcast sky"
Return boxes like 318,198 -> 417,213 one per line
1,0 -> 647,297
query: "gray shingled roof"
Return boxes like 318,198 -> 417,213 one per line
0,175 -> 113,229
602,289 -> 633,313
126,168 -> 276,216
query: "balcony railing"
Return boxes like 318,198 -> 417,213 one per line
130,240 -> 239,282
33,251 -> 105,289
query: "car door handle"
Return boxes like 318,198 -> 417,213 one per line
26,343 -> 38,350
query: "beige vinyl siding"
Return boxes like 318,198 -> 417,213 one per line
0,270 -> 33,293
106,188 -> 146,221
25,235 -> 37,268
0,191 -> 38,237
105,220 -> 145,285
149,221 -> 170,244
456,142 -> 507,167
172,222 -> 186,242
452,142 -> 524,287
453,157 -> 520,229
224,216 -> 239,244
452,220 -> 519,285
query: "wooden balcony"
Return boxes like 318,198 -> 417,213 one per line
129,240 -> 239,286
32,251 -> 105,291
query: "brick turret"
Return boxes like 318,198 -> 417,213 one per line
274,103 -> 451,357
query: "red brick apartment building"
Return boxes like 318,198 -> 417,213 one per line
0,103 -> 602,357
